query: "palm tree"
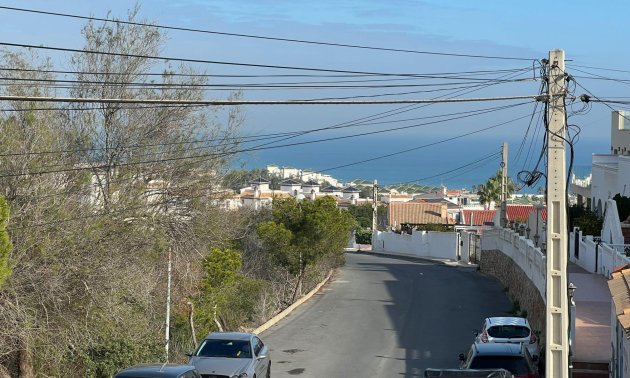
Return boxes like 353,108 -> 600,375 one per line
477,170 -> 516,209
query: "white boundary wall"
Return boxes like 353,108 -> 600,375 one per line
482,228 -> 547,301
372,230 -> 458,260
570,229 -> 630,279
568,199 -> 630,278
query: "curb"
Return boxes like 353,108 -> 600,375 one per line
253,269 -> 333,335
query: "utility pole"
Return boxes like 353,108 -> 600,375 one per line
500,143 -> 508,228
165,245 -> 172,362
545,49 -> 570,378
372,179 -> 378,231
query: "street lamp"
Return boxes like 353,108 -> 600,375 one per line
568,282 -> 577,301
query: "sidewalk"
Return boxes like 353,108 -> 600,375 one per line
569,262 -> 611,363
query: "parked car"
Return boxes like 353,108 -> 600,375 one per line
424,368 -> 514,377
459,343 -> 539,378
188,332 -> 271,378
114,363 -> 200,378
473,317 -> 539,358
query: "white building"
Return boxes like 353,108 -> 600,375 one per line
321,185 -> 343,198
342,186 -> 361,200
280,179 -> 302,196
380,189 -> 413,204
572,111 -> 630,216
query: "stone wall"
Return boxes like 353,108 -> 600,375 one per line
480,249 -> 546,345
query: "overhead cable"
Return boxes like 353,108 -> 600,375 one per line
0,5 -> 535,61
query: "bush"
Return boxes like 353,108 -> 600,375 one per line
415,224 -> 453,232
355,229 -> 372,244
573,209 -> 603,236
614,194 -> 630,222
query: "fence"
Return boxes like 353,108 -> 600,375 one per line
371,230 -> 458,260
570,229 -> 630,278
481,228 -> 547,301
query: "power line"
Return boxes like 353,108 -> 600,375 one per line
0,69 -> 535,86
126,102 -> 530,160
0,94 -> 545,105
0,77 -> 530,91
0,5 -> 535,61
0,102 -> 520,158
0,66 -> 533,79
245,68 -> 534,153
568,63 -> 630,75
0,41 -> 527,78
0,101 -> 531,178
318,111 -> 541,173
386,151 -> 501,186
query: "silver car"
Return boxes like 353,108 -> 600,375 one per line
188,332 -> 271,378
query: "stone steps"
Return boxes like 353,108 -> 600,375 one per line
572,360 -> 609,378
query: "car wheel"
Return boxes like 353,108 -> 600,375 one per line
266,362 -> 271,378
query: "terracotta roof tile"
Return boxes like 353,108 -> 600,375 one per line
388,202 -> 451,225
462,210 -> 497,226
506,205 -> 547,222
608,269 -> 630,337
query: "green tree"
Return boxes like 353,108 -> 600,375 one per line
347,203 -> 387,229
0,7 -> 244,376
257,197 -> 355,301
613,194 -> 630,222
477,170 -> 516,209
223,169 -> 281,191
573,209 -> 603,236
0,196 -> 12,289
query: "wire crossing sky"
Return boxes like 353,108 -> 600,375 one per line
0,0 -> 623,187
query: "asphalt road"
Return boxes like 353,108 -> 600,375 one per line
261,252 -> 512,378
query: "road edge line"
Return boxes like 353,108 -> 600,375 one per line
253,269 -> 333,335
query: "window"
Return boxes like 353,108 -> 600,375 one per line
469,356 -> 531,375
252,337 -> 264,356
196,339 -> 252,359
181,371 -> 199,378
487,325 -> 530,338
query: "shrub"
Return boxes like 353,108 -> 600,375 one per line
614,194 -> 630,222
355,229 -> 372,244
573,209 -> 603,236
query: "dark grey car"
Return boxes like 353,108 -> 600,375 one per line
114,363 -> 200,378
188,332 -> 271,378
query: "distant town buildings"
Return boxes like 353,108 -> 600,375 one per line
204,164 -> 547,238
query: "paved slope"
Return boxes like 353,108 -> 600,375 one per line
262,252 -> 512,377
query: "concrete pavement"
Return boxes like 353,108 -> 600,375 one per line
261,252 -> 511,377
569,262 -> 611,364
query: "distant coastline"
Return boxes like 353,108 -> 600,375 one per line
240,134 -> 604,194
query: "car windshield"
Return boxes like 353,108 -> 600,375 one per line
469,356 -> 531,375
487,325 -> 530,338
196,339 -> 252,358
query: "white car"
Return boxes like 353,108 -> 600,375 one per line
473,317 -> 539,359
188,332 -> 271,378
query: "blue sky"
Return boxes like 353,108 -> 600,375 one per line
0,0 -> 627,185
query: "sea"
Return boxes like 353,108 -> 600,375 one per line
240,134 -> 605,194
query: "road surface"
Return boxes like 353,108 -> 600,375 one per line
262,252 -> 512,377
